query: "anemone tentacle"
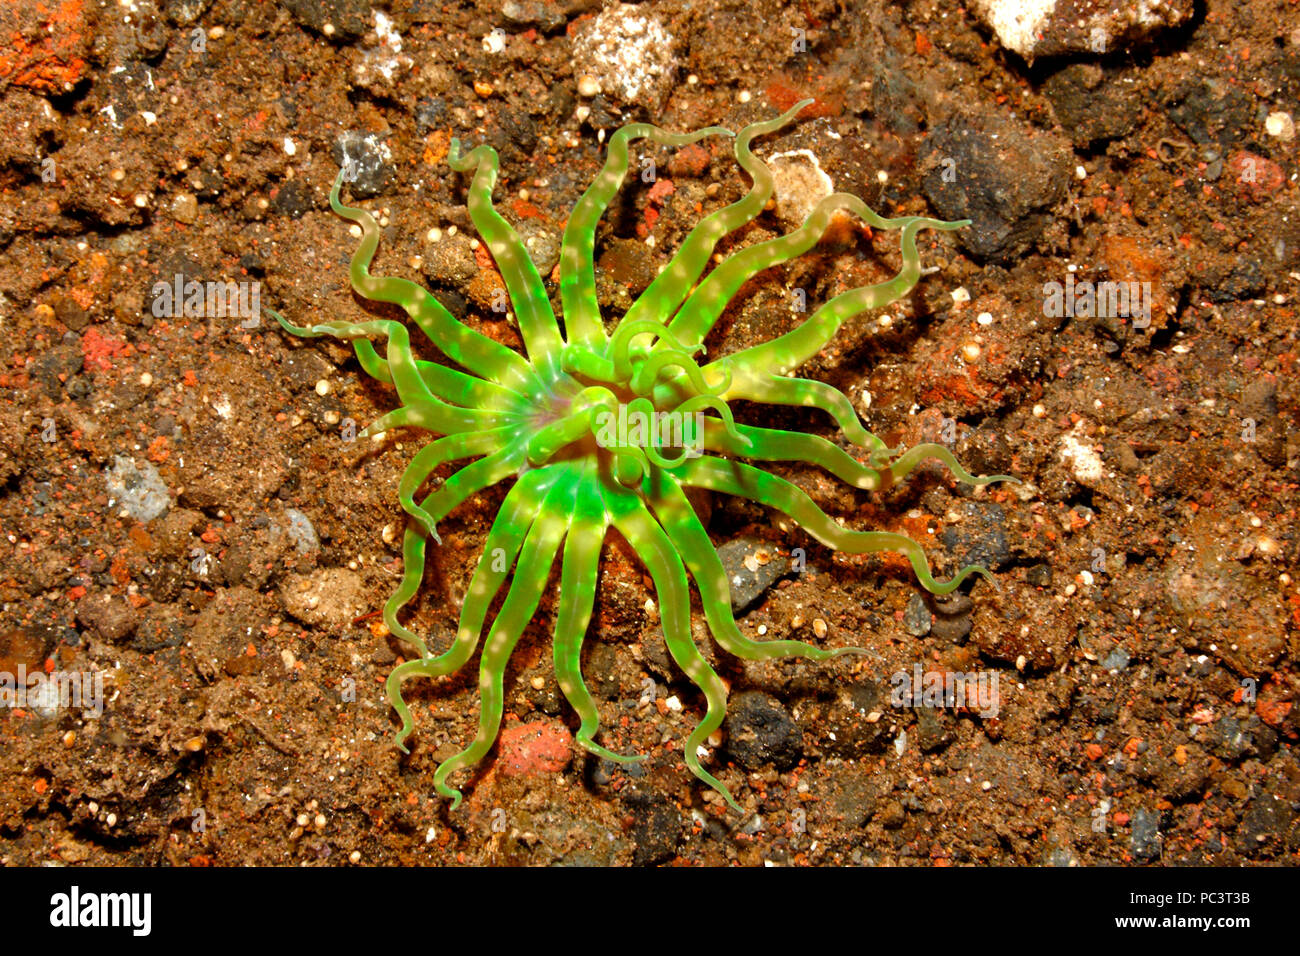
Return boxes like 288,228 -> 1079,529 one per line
432,467 -> 577,807
617,99 -> 810,341
388,463 -> 563,747
666,192 -> 900,347
702,419 -> 883,491
676,456 -> 993,595
396,428 -> 513,541
348,338 -> 524,412
714,217 -> 968,379
884,441 -> 1018,490
648,472 -> 865,663
323,171 -> 544,399
561,123 -> 733,348
552,463 -> 646,763
449,140 -> 566,383
629,346 -> 726,398
608,319 -> 698,381
719,369 -> 889,454
603,476 -> 742,812
381,438 -> 533,657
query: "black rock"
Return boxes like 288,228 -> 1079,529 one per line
916,707 -> 954,753
939,501 -> 1011,572
1044,64 -> 1141,147
716,535 -> 790,613
623,791 -> 680,866
1234,794 -> 1294,856
724,691 -> 803,771
269,179 -> 313,219
922,112 -> 1070,262
931,592 -> 975,643
33,342 -> 85,400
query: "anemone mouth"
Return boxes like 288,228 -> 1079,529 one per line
271,99 -> 1010,814
521,384 -> 729,487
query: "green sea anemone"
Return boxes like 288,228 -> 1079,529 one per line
271,101 -> 1010,812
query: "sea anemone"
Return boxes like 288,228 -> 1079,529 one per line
271,100 -> 1010,811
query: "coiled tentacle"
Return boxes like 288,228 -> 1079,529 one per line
608,319 -> 699,381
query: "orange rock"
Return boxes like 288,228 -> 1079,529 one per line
1227,151 -> 1284,203
1256,698 -> 1293,728
1097,234 -> 1170,328
0,0 -> 91,94
496,720 -> 573,777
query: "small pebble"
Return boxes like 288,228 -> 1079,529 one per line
315,379 -> 330,396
